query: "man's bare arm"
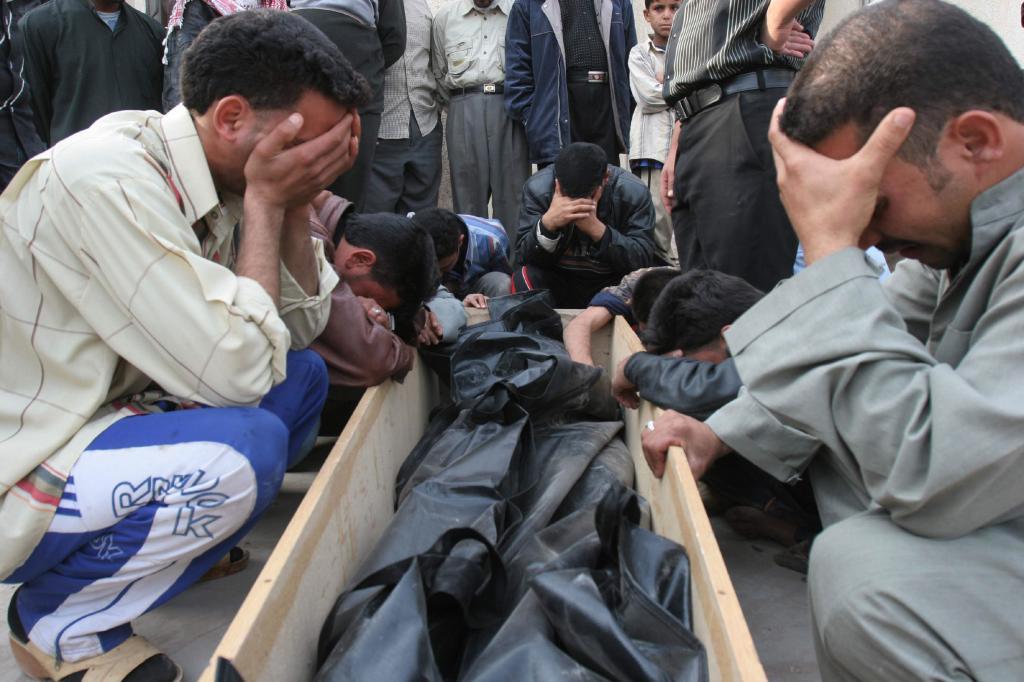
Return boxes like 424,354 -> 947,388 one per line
564,306 -> 613,365
762,0 -> 818,57
280,205 -> 319,296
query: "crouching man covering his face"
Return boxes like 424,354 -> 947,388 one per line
0,12 -> 369,680
642,1 -> 1024,678
513,142 -> 656,308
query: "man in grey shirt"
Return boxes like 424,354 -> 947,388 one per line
644,1 -> 1024,678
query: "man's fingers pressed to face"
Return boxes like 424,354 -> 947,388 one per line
857,108 -> 915,172
260,113 -> 304,154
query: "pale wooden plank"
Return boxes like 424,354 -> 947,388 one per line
198,362 -> 436,682
611,316 -> 766,682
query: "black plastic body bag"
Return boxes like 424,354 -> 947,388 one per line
315,293 -> 708,681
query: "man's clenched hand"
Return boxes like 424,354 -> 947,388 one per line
641,410 -> 730,479
769,100 -> 915,265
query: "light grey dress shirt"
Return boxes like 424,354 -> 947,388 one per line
431,0 -> 512,92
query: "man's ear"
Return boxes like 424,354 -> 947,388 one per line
458,233 -> 466,248
344,247 -> 377,274
553,178 -> 562,196
663,349 -> 685,358
720,324 -> 732,335
948,110 -> 1005,166
209,95 -> 254,143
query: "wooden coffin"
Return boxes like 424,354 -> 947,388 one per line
199,315 -> 765,682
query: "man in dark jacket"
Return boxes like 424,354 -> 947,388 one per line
514,142 -> 654,308
0,0 -> 45,191
504,0 -> 635,167
19,0 -> 163,146
292,0 -> 406,210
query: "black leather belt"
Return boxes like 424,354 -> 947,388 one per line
452,83 -> 504,96
566,70 -> 608,84
672,68 -> 795,121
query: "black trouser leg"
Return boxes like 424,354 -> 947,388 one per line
672,88 -> 797,291
567,81 -> 620,167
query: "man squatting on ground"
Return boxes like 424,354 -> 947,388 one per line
413,207 -> 514,305
514,142 -> 656,309
615,270 -> 820,567
1,12 -> 367,680
643,1 -> 1024,677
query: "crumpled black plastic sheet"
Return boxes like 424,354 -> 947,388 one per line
315,293 -> 708,682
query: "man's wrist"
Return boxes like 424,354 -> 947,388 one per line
801,238 -> 860,267
538,217 -> 561,238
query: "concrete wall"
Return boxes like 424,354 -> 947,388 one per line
820,0 -> 1023,65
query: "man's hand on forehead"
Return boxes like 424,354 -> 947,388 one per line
768,98 -> 915,266
245,110 -> 361,209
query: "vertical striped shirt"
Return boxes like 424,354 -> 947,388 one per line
379,0 -> 439,139
663,0 -> 825,103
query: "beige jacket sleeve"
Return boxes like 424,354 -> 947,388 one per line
46,173 -> 293,407
278,238 -> 339,350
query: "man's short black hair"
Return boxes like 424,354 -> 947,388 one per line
411,208 -> 464,260
780,0 -> 1024,172
181,10 -> 371,114
630,267 -> 679,325
344,213 -> 439,332
554,142 -> 608,198
642,270 -> 763,354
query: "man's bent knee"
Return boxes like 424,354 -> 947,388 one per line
475,272 -> 513,298
228,408 -> 289,511
809,515 -> 978,681
285,349 -> 329,406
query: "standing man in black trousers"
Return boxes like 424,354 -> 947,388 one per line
292,0 -> 406,210
660,0 -> 823,291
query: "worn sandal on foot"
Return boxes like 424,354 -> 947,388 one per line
9,633 -> 182,682
199,545 -> 250,582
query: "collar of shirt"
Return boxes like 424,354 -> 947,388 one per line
967,165 -> 1024,269
647,35 -> 666,53
460,0 -> 508,16
158,105 -> 220,223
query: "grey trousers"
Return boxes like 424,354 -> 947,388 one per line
633,165 -> 677,266
364,115 -> 443,214
446,92 -> 530,253
809,510 -> 1024,680
469,271 -> 512,298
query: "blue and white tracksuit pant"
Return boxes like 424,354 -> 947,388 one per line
5,350 -> 328,663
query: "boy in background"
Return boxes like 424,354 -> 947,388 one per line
627,0 -> 679,265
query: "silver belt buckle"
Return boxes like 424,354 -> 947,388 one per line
587,71 -> 608,84
483,83 -> 497,94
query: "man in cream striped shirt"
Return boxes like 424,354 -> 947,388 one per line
0,12 -> 368,680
